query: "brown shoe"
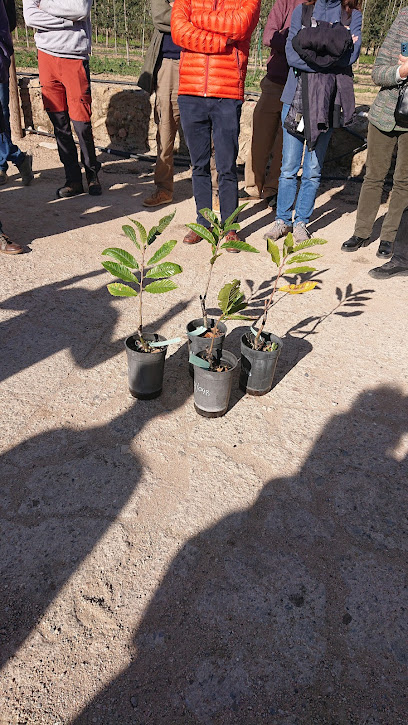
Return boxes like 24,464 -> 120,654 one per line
57,181 -> 84,199
143,189 -> 173,207
0,232 -> 23,254
183,229 -> 203,245
224,230 -> 241,253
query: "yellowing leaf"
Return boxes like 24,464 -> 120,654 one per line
279,281 -> 318,294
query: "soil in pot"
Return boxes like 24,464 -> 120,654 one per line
187,318 -> 227,376
193,349 -> 238,418
239,330 -> 283,396
125,332 -> 167,400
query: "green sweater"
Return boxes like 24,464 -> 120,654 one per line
368,8 -> 408,133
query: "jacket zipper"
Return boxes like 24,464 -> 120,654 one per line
204,0 -> 218,97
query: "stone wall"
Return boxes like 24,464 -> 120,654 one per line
17,74 -> 368,175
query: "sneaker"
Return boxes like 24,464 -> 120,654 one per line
0,170 -> 7,186
263,219 -> 292,241
224,230 -> 241,253
0,231 -> 23,254
368,258 -> 408,279
143,189 -> 173,207
18,153 -> 34,186
293,222 -> 311,243
87,173 -> 102,196
56,181 -> 84,199
238,188 -> 260,200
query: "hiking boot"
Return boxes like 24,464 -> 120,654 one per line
263,219 -> 292,241
0,231 -> 23,254
18,153 -> 34,185
86,173 -> 102,196
376,240 -> 393,259
341,235 -> 370,252
143,188 -> 172,207
368,257 -> 408,279
293,221 -> 310,243
56,181 -> 84,199
224,230 -> 241,253
0,170 -> 7,186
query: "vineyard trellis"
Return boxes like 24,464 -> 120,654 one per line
12,0 -> 408,63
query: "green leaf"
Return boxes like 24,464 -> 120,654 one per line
147,239 -> 177,265
267,239 -> 280,266
292,237 -> 327,252
129,219 -> 147,247
102,260 -> 138,284
144,279 -> 178,293
218,279 -> 240,314
122,224 -> 140,249
220,240 -> 259,253
283,232 -> 294,254
285,266 -> 316,274
102,247 -> 139,270
287,252 -> 322,264
200,208 -> 220,228
107,283 -> 138,297
146,262 -> 182,279
185,223 -> 216,246
157,209 -> 176,233
224,223 -> 240,232
223,203 -> 248,228
227,314 -> 253,320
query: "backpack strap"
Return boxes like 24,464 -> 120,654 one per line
301,3 -> 315,28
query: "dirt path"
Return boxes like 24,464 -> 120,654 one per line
0,137 -> 407,725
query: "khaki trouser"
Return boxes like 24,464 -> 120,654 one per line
154,57 -> 180,193
244,76 -> 284,198
355,122 -> 408,243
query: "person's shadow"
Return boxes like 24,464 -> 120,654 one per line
74,386 -> 408,724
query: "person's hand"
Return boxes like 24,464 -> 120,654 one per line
352,34 -> 358,44
398,54 -> 408,79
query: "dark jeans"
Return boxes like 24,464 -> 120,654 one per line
178,95 -> 242,227
0,81 -> 25,172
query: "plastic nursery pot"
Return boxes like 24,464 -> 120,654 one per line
186,318 -> 227,376
193,349 -> 238,418
239,330 -> 283,396
125,332 -> 167,400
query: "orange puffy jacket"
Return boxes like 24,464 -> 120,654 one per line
171,0 -> 261,101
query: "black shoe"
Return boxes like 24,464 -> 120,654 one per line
57,181 -> 84,198
87,173 -> 102,196
376,240 -> 394,258
368,258 -> 408,279
341,235 -> 370,252
19,153 -> 34,185
265,193 -> 277,209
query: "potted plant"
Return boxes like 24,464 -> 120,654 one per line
240,233 -> 327,396
190,279 -> 252,417
185,205 -> 259,366
101,210 -> 182,399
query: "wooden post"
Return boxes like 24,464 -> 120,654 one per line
9,55 -> 23,140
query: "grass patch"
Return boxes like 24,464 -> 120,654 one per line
15,50 -> 143,77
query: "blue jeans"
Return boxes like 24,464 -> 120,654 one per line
178,95 -> 242,227
0,81 -> 25,172
276,104 -> 333,226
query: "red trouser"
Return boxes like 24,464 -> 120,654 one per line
37,50 -> 99,183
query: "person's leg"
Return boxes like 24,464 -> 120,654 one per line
152,58 -> 180,195
38,51 -> 82,188
274,105 -> 305,226
245,77 -> 283,199
65,58 -> 101,190
211,97 -> 242,225
368,205 -> 408,278
293,127 -> 333,228
378,129 -> 408,243
0,81 -> 25,172
354,123 -> 396,240
178,95 -> 212,227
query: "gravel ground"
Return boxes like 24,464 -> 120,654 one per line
0,136 -> 407,725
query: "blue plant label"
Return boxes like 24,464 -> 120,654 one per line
250,326 -> 258,336
188,326 -> 207,336
149,337 -> 181,348
189,353 -> 210,369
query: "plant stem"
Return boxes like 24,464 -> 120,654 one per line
254,255 -> 287,349
138,243 -> 150,351
208,317 -> 221,358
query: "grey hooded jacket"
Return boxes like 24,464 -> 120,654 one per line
23,0 -> 92,59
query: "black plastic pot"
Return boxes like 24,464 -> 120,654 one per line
239,330 -> 283,396
193,349 -> 238,418
125,332 -> 167,399
187,317 -> 227,376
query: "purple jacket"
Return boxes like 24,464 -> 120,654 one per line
263,0 -> 304,86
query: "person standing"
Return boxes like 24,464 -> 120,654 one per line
0,0 -> 33,187
342,7 -> 408,278
263,0 -> 362,244
138,0 -> 181,208
171,0 -> 261,247
240,0 -> 303,207
23,0 -> 101,198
